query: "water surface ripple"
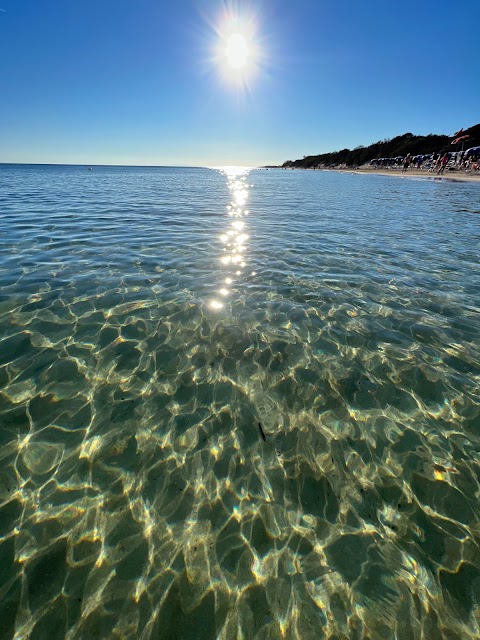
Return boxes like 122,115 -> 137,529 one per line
1,164 -> 480,639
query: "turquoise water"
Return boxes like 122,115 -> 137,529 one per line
0,164 -> 480,639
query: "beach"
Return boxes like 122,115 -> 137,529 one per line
331,167 -> 480,183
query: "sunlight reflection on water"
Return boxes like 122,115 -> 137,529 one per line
210,167 -> 251,312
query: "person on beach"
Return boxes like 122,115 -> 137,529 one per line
402,153 -> 411,172
437,152 -> 449,174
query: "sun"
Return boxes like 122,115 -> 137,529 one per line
211,9 -> 262,87
225,33 -> 249,69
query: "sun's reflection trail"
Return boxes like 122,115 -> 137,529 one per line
210,167 -> 252,311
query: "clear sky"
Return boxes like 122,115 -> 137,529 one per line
1,0 -> 479,167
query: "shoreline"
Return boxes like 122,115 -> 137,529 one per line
321,167 -> 480,183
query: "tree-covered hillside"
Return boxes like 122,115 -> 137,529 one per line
280,123 -> 480,168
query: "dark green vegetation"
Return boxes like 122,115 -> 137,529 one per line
280,122 -> 480,169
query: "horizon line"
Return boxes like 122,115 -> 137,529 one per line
0,162 -> 262,169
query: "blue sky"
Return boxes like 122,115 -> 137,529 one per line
1,0 -> 479,166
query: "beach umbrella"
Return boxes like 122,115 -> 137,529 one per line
452,135 -> 472,153
466,147 -> 480,156
451,135 -> 470,145
452,128 -> 464,137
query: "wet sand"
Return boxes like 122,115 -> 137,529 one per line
337,167 -> 480,183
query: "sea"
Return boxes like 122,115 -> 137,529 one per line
0,163 -> 479,640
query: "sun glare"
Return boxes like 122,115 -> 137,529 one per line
211,8 -> 263,88
226,33 -> 248,69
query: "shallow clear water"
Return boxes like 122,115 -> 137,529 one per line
1,164 -> 480,639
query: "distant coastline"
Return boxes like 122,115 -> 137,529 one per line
269,122 -> 480,173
